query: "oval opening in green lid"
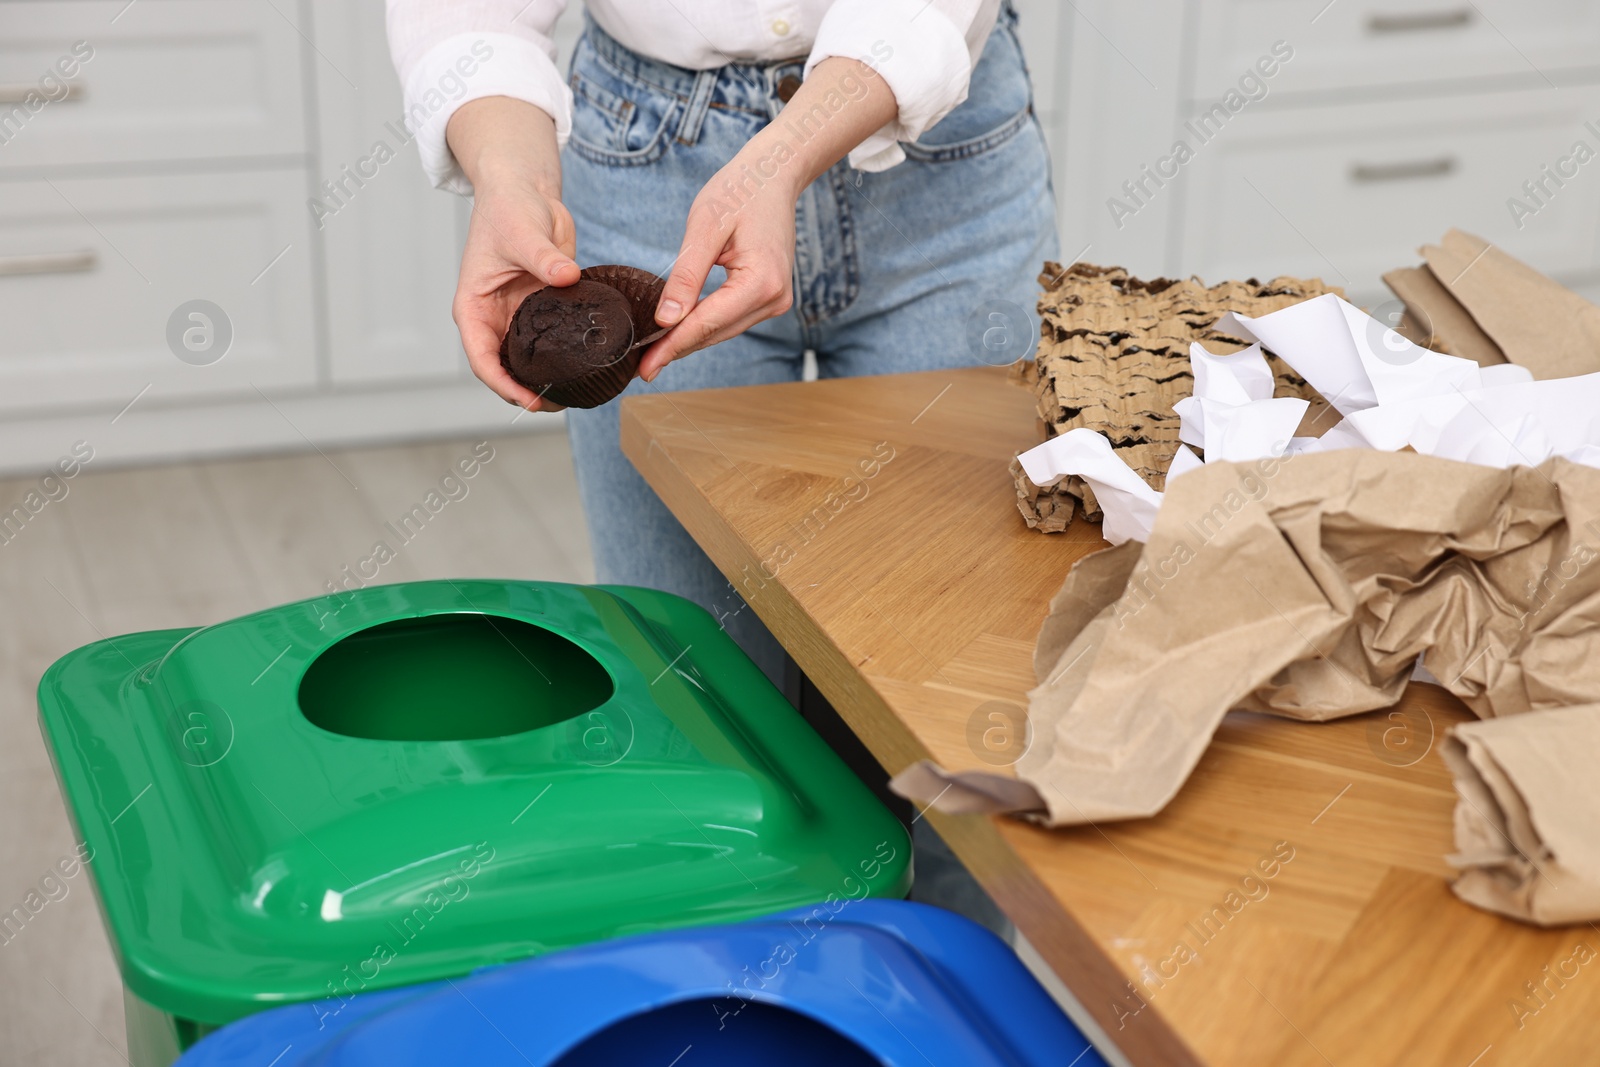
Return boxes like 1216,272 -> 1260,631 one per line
298,612 -> 613,741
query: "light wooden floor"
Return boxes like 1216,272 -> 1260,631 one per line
0,429 -> 592,1066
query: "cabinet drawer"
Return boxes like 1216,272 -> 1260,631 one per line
0,1 -> 306,169
1193,0 -> 1600,99
0,171 -> 317,412
1175,89 -> 1600,301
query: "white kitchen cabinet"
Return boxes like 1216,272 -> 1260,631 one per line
1060,0 -> 1600,307
1193,0 -> 1600,99
1046,2 -> 1188,275
308,1 -> 467,388
1176,87 -> 1600,305
0,0 -> 511,475
0,171 -> 318,411
0,1 -> 307,170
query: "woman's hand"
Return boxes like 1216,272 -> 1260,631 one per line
637,161 -> 797,382
640,57 -> 900,382
447,97 -> 578,409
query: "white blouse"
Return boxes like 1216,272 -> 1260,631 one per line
386,0 -> 1000,195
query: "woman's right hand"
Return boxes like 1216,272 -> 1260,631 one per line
446,96 -> 579,409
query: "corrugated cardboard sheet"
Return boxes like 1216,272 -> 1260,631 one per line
1014,263 -> 1339,531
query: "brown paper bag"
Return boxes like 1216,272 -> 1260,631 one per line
1381,264 -> 1507,367
894,451 -> 1600,826
1031,540 -> 1142,683
1418,229 -> 1600,380
1444,705 -> 1600,926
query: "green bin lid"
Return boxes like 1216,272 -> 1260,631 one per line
37,581 -> 911,1026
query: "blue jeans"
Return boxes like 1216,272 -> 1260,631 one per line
560,8 -> 1059,684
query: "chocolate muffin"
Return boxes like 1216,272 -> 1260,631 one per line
499,265 -> 669,408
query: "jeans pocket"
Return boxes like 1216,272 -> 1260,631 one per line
900,104 -> 1032,164
900,13 -> 1034,164
567,48 -> 680,167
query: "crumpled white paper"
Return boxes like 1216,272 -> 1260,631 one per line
1015,428 -> 1161,545
1017,293 -> 1600,543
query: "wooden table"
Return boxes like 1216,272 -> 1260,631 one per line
621,366 -> 1595,1067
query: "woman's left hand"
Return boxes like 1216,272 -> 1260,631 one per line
638,56 -> 899,382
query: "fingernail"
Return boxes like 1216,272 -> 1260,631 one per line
658,300 -> 683,325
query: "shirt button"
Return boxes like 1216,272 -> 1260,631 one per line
771,18 -> 791,35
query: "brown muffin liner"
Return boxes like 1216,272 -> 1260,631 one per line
526,335 -> 637,408
503,265 -> 671,408
535,367 -> 635,409
580,264 -> 670,352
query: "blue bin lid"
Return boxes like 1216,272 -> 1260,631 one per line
178,900 -> 1108,1067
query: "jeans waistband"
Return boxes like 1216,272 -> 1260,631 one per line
580,13 -> 806,104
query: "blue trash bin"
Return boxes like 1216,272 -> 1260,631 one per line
175,900 -> 1109,1066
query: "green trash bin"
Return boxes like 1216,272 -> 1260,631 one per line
37,580 -> 912,1066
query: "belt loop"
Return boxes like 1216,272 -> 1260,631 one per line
675,69 -> 717,146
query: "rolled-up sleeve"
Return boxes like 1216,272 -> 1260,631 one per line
803,0 -> 1000,172
386,0 -> 573,195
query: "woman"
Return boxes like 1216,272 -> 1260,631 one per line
389,0 -> 1057,674
388,0 -> 1058,930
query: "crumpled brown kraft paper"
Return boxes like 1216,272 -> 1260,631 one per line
1382,263 -> 1507,368
893,450 -> 1600,827
1443,705 -> 1600,926
1386,229 -> 1600,381
1013,264 -> 1337,532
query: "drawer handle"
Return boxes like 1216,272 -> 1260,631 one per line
1366,9 -> 1472,33
0,250 -> 98,276
0,82 -> 85,104
1350,157 -> 1457,182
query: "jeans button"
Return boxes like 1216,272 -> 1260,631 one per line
776,74 -> 802,103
